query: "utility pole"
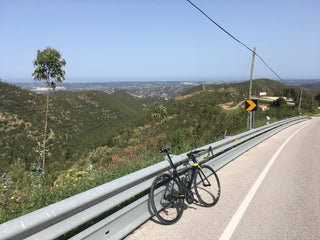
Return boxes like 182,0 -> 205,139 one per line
248,47 -> 256,130
249,47 -> 256,99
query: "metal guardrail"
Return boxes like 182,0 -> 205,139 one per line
0,116 -> 308,240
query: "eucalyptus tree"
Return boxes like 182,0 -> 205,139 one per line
32,47 -> 66,169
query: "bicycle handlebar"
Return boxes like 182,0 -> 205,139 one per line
159,147 -> 171,153
189,150 -> 201,155
187,146 -> 214,162
159,146 -> 214,169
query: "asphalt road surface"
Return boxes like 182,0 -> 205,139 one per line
126,117 -> 320,240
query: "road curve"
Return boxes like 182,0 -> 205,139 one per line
125,117 -> 320,240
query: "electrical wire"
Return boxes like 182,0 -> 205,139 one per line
186,0 -> 283,81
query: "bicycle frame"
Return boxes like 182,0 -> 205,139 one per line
151,147 -> 220,224
188,151 -> 213,187
161,148 -> 211,199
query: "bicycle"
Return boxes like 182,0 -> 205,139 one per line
150,147 -> 221,225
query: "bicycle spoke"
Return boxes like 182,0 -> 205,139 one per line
150,173 -> 184,224
194,165 -> 221,206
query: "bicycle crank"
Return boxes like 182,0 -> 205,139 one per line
185,189 -> 197,204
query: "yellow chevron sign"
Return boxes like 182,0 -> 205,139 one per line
245,99 -> 258,111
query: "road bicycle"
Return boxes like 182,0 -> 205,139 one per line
150,147 -> 221,225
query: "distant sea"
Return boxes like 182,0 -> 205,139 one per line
4,77 -> 320,84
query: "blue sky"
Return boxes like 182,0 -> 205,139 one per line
1,0 -> 320,82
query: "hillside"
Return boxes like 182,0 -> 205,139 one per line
0,81 -> 144,172
1,78 -> 316,173
180,79 -> 291,97
300,82 -> 320,94
1,79 -> 319,224
179,78 -> 316,106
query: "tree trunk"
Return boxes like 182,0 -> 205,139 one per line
42,78 -> 50,169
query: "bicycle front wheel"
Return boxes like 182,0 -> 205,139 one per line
150,173 -> 184,225
194,165 -> 221,207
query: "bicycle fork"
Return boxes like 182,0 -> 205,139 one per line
196,164 -> 212,187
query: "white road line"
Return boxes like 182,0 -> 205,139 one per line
219,121 -> 312,240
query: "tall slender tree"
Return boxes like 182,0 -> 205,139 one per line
32,47 -> 66,169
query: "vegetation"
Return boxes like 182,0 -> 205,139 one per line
0,78 -> 319,226
0,81 -> 144,173
315,91 -> 320,103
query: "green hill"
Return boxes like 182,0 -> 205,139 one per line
179,78 -> 316,105
0,81 -> 144,173
181,78 -> 293,97
1,78 -> 316,173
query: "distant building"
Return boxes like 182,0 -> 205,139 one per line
260,92 -> 267,96
259,105 -> 269,111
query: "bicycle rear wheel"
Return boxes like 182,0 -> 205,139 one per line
194,165 -> 221,207
150,173 -> 184,225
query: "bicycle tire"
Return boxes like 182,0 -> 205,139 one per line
194,165 -> 221,207
150,173 -> 184,225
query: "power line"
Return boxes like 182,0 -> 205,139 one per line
186,0 -> 283,81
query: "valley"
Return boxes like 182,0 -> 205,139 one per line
0,78 -> 319,224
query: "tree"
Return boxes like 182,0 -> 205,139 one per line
315,91 -> 320,103
151,102 -> 168,121
270,97 -> 286,108
142,102 -> 167,150
143,102 -> 168,122
32,47 -> 66,169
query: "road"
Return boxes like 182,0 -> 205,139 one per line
125,117 -> 320,240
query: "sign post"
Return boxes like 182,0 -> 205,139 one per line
245,99 -> 259,129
